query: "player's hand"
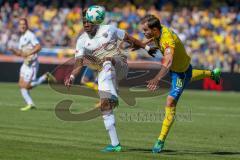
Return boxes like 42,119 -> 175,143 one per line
64,75 -> 75,89
147,77 -> 160,91
8,48 -> 22,56
147,46 -> 158,57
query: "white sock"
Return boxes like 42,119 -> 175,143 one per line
103,113 -> 119,146
31,74 -> 47,87
20,88 -> 34,105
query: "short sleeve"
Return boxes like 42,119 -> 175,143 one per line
30,32 -> 40,46
116,28 -> 125,40
161,30 -> 175,51
110,25 -> 125,40
75,37 -> 85,58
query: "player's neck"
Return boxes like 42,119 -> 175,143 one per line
155,30 -> 161,40
88,26 -> 99,38
21,29 -> 28,35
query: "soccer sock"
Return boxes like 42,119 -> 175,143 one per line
20,88 -> 34,105
103,113 -> 119,146
31,74 -> 47,87
158,106 -> 176,141
84,82 -> 98,91
191,69 -> 211,82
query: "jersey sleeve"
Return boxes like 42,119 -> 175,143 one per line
29,32 -> 40,46
116,28 -> 125,40
161,30 -> 175,52
110,25 -> 125,40
75,36 -> 85,58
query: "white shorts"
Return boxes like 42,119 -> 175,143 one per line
20,63 -> 39,83
98,57 -> 128,98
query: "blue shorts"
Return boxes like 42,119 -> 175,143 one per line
169,65 -> 192,101
82,67 -> 96,82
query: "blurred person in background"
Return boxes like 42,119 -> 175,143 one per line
0,1 -> 239,72
8,18 -> 56,111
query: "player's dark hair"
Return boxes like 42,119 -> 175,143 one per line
19,18 -> 28,25
141,14 -> 161,30
82,8 -> 87,18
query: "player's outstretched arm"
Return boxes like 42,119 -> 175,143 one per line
64,58 -> 83,88
123,33 -> 157,57
147,47 -> 174,91
23,44 -> 41,57
8,48 -> 23,57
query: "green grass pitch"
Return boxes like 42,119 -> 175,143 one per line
0,82 -> 239,160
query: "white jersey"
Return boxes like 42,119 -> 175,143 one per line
75,25 -> 126,60
18,30 -> 40,65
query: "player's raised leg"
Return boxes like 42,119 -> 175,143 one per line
191,68 -> 221,84
98,61 -> 122,152
30,72 -> 56,88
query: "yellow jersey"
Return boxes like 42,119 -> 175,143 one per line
154,25 -> 191,72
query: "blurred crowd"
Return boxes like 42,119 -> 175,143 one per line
0,1 -> 240,72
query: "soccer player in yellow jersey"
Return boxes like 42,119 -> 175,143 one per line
140,15 -> 221,153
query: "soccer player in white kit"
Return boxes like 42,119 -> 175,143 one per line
9,18 -> 56,111
65,10 -> 157,152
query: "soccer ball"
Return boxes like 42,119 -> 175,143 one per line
86,5 -> 105,24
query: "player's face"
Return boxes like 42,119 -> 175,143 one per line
141,22 -> 154,39
19,20 -> 28,33
83,19 -> 98,35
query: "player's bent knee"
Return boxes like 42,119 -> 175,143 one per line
26,84 -> 32,90
100,98 -> 118,112
19,81 -> 31,89
166,96 -> 177,107
19,81 -> 26,88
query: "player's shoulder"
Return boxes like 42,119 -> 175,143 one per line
99,24 -> 118,33
76,32 -> 88,47
99,24 -> 111,29
19,30 -> 33,41
77,32 -> 88,41
161,25 -> 176,41
25,30 -> 36,37
161,25 -> 172,35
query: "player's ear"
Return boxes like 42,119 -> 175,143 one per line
152,27 -> 159,34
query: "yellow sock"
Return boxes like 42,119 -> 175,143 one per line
191,69 -> 212,82
84,82 -> 98,91
158,106 -> 176,141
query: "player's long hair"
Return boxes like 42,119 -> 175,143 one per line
141,14 -> 161,30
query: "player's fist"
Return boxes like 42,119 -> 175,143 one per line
64,75 -> 75,89
147,77 -> 160,91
